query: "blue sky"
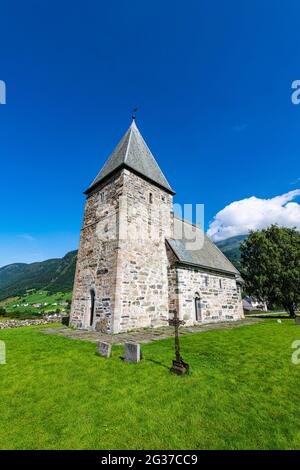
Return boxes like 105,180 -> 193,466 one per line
0,0 -> 300,266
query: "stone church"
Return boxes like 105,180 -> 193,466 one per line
70,120 -> 244,333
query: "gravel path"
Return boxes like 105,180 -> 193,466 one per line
40,318 -> 262,345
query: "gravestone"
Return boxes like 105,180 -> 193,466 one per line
295,317 -> 300,325
98,341 -> 111,358
124,343 -> 141,363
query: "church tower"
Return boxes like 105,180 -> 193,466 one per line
70,119 -> 175,333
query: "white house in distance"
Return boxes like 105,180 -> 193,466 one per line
243,296 -> 268,312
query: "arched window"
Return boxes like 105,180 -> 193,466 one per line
90,289 -> 96,326
195,293 -> 201,322
149,193 -> 153,204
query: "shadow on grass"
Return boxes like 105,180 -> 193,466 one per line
100,353 -> 171,369
147,358 -> 170,370
245,314 -> 291,319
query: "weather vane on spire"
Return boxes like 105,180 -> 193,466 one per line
132,107 -> 138,121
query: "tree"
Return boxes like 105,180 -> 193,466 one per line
240,225 -> 300,317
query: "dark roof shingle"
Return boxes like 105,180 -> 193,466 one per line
86,120 -> 175,194
167,217 -> 241,276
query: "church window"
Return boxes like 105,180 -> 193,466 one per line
195,294 -> 201,321
100,192 -> 105,203
90,289 -> 96,327
149,193 -> 153,204
219,279 -> 222,289
204,275 -> 209,287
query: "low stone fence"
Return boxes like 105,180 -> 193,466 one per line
0,317 -> 63,329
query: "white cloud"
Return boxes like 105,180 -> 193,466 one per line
291,177 -> 300,185
207,190 -> 300,241
18,233 -> 36,242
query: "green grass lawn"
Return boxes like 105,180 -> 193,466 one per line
0,320 -> 300,450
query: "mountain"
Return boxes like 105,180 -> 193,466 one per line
0,251 -> 77,301
0,234 -> 247,302
215,234 -> 247,271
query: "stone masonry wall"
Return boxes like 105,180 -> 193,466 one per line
70,172 -> 124,332
113,170 -> 173,332
172,266 -> 244,325
166,244 -> 179,319
70,168 -> 174,333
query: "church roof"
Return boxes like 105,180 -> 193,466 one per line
167,217 -> 241,277
86,120 -> 175,195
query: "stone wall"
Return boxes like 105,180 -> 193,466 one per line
166,245 -> 179,318
113,170 -> 173,332
70,168 -> 174,333
171,265 -> 244,325
0,318 -> 65,329
70,172 -> 124,332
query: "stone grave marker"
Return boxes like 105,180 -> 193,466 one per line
124,343 -> 141,363
98,341 -> 111,358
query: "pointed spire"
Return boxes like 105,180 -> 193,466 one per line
85,121 -> 175,195
130,117 -> 137,129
